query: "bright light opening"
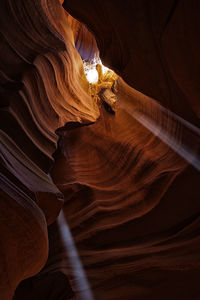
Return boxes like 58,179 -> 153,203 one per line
86,68 -> 98,83
83,58 -> 110,83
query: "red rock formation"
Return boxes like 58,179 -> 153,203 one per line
0,1 -> 98,298
1,0 -> 200,299
49,80 -> 200,300
64,0 -> 200,126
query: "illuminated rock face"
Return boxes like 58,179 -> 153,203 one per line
50,83 -> 200,300
64,0 -> 200,125
1,0 -> 200,299
0,1 -> 98,299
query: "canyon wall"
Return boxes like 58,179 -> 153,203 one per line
1,0 -> 200,299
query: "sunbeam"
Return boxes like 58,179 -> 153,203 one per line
57,211 -> 94,300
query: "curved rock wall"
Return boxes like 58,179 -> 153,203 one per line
1,0 -> 200,299
64,0 -> 200,126
0,1 -> 99,298
50,79 -> 200,300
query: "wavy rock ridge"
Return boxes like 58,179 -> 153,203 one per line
1,0 -> 200,299
0,1 -> 98,298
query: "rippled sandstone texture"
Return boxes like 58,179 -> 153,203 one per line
1,0 -> 200,299
0,1 -> 98,299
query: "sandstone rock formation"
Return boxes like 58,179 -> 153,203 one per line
1,0 -> 200,299
0,1 -> 98,298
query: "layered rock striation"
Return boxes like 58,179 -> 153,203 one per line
1,0 -> 200,299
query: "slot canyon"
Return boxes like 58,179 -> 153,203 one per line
0,0 -> 200,299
